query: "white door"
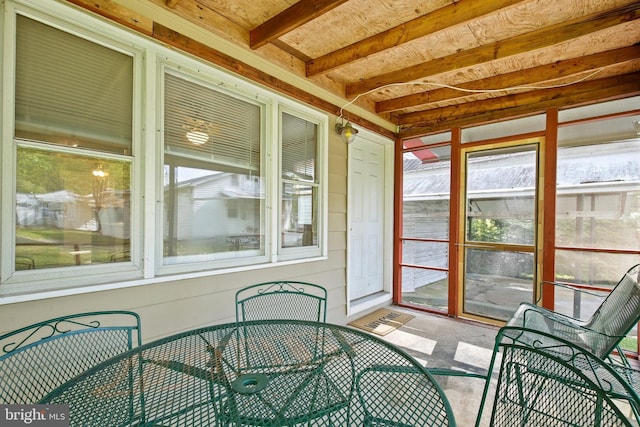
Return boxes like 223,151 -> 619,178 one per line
348,136 -> 387,301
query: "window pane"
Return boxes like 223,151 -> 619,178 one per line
464,248 -> 535,321
402,147 -> 451,241
402,144 -> 451,311
281,184 -> 317,248
402,241 -> 448,269
556,139 -> 640,252
15,15 -> 133,155
401,267 -> 448,311
164,73 -> 261,173
280,112 -> 318,249
553,250 -> 638,322
466,148 -> 537,245
282,113 -> 317,182
554,250 -> 639,288
163,73 -> 264,265
16,147 -> 131,269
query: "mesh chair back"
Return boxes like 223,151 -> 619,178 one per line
585,263 -> 640,357
235,281 -> 327,322
489,327 -> 639,427
355,365 -> 455,426
0,310 -> 141,404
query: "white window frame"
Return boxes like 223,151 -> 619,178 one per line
155,62 -> 271,275
0,0 -> 145,295
277,104 -> 328,262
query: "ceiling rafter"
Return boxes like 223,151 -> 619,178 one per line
398,71 -> 640,137
377,45 -> 640,113
306,0 -> 524,77
250,0 -> 349,49
345,3 -> 640,98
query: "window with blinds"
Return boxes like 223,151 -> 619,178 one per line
282,112 -> 317,182
162,71 -> 265,265
281,112 -> 319,249
13,13 -> 133,273
15,15 -> 133,155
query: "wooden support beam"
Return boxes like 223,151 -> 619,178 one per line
346,3 -> 640,98
63,0 -> 153,35
377,45 -> 640,113
166,0 -> 180,8
250,0 -> 348,49
398,72 -> 640,138
306,0 -> 523,77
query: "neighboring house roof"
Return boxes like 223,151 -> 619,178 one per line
404,140 -> 640,199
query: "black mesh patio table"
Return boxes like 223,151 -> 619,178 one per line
40,319 -> 455,426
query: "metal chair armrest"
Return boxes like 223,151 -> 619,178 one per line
536,280 -> 607,304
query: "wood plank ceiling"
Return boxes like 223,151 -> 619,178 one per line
69,0 -> 640,140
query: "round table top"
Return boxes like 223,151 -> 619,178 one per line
41,319 -> 455,426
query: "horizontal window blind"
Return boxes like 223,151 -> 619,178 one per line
15,15 -> 133,154
164,73 -> 261,173
281,112 -> 317,182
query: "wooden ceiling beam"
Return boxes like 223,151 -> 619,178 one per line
397,72 -> 640,138
250,0 -> 348,49
64,0 -> 153,35
377,45 -> 640,113
346,3 -> 640,98
305,0 -> 523,77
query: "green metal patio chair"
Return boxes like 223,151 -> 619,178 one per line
429,326 -> 640,427
0,310 -> 141,404
489,327 -> 640,426
235,281 -> 327,322
505,263 -> 640,366
355,365 -> 456,426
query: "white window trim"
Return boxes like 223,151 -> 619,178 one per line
276,104 -> 328,262
1,0 -> 147,295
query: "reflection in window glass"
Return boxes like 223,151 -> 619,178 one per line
281,184 -> 318,248
16,147 -> 131,270
14,16 -> 133,272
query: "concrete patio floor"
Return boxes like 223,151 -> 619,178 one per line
373,306 -> 639,426
374,307 -> 498,426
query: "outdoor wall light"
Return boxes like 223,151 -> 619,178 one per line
335,117 -> 358,144
633,120 -> 640,136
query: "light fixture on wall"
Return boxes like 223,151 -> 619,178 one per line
335,116 -> 358,144
633,120 -> 640,136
